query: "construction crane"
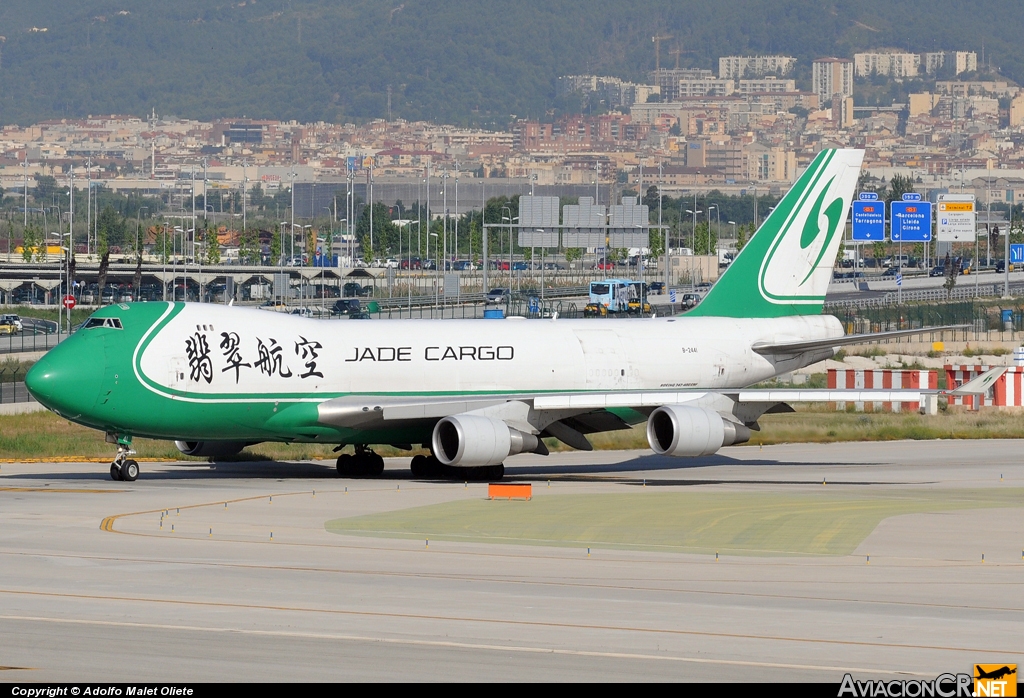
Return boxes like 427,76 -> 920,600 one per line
668,43 -> 695,70
652,33 -> 672,73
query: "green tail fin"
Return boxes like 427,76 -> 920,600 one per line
688,148 -> 864,318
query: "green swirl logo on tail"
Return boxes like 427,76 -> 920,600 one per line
799,176 -> 845,285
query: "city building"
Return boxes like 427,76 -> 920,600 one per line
718,56 -> 796,79
854,52 -> 921,78
812,58 -> 854,106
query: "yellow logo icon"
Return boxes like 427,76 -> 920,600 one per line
974,665 -> 1017,697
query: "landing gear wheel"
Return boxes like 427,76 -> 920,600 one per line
363,452 -> 385,477
411,454 -> 444,479
337,448 -> 385,478
110,463 -> 123,481
121,459 -> 139,482
410,454 -> 428,478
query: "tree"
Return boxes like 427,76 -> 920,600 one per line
734,224 -> 750,253
32,174 -> 59,203
270,224 -> 282,265
885,174 -> 915,205
21,225 -> 41,262
356,201 -> 400,260
238,227 -> 260,265
96,206 -> 128,251
564,247 -> 583,266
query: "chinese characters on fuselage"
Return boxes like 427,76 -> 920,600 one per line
184,330 -> 515,386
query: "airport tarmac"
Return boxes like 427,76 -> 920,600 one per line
0,440 -> 1022,682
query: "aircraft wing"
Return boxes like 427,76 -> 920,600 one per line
317,387 -> 932,439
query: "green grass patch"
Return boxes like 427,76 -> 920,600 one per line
6,406 -> 1024,460
325,489 -> 1024,556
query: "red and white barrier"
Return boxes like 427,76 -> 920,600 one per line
827,369 -> 937,412
945,364 -> 1024,409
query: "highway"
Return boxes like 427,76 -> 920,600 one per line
0,441 -> 1021,682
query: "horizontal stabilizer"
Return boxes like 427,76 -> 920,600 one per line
752,325 -> 965,356
945,367 -> 1006,395
735,389 -> 926,403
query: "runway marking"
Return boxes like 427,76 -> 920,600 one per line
0,487 -> 123,494
1,589 -> 1021,657
0,613 -> 939,677
3,550 -> 1021,615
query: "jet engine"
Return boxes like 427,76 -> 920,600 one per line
174,441 -> 250,457
432,415 -> 540,467
646,405 -> 750,457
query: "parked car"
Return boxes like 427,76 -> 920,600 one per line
680,293 -> 701,309
592,259 -> 615,271
400,257 -> 422,270
342,282 -> 370,298
0,314 -> 23,332
332,299 -> 361,316
512,261 -> 530,271
422,259 -> 437,270
486,288 -> 510,304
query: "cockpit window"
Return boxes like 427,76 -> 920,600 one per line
83,318 -> 123,330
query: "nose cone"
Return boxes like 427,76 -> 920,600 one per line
26,348 -> 104,418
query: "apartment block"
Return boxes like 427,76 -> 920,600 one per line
854,52 -> 921,78
737,77 -> 797,94
812,58 -> 854,106
718,56 -> 796,79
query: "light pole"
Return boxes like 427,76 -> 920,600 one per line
430,231 -> 439,315
686,209 -> 702,285
49,232 -> 70,335
289,167 -> 297,264
707,204 -> 717,260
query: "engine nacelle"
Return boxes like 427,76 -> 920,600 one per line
174,440 -> 250,457
432,415 -> 540,467
646,405 -> 750,457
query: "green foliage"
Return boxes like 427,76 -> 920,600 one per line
565,247 -> 583,264
238,228 -> 261,265
885,174 -> 916,205
357,202 -> 400,259
21,225 -> 41,262
270,225 -> 282,265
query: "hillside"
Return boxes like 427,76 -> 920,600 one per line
0,0 -> 1021,127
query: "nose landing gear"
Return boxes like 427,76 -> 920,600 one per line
108,435 -> 139,482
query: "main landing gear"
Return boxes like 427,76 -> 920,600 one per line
336,445 -> 385,478
108,436 -> 139,482
409,454 -> 504,481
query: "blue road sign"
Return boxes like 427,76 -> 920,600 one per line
852,200 -> 885,241
891,200 -> 932,242
669,289 -> 677,303
858,192 -> 879,201
895,272 -> 903,286
1011,244 -> 1024,265
902,193 -> 922,201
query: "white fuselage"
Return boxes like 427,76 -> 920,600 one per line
140,304 -> 844,399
